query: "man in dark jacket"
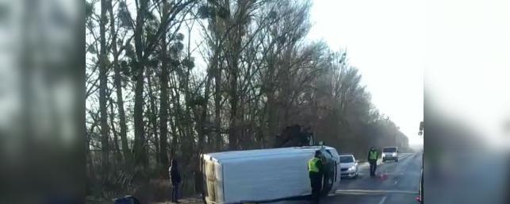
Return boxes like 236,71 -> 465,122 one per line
169,159 -> 182,203
308,150 -> 324,204
368,147 -> 379,177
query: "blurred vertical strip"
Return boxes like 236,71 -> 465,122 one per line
0,0 -> 85,203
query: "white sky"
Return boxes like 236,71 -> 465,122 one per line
308,0 -> 426,145
308,0 -> 510,146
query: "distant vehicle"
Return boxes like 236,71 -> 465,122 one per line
200,146 -> 342,204
382,146 -> 399,162
339,154 -> 359,178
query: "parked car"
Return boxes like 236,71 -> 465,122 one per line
382,146 -> 399,162
339,154 -> 359,178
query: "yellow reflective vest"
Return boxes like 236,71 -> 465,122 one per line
308,157 -> 320,173
369,150 -> 378,160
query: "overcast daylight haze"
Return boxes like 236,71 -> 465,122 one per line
309,0 -> 510,149
308,0 -> 425,147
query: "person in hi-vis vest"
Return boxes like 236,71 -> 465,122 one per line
368,147 -> 379,177
308,150 -> 324,204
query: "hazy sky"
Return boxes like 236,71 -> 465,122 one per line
308,0 -> 510,147
308,0 -> 425,145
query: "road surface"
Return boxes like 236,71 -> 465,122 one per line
274,152 -> 422,204
177,151 -> 509,204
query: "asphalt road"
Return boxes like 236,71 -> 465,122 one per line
273,152 -> 422,204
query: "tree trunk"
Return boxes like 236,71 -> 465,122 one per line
169,82 -> 180,158
199,75 -> 212,153
184,62 -> 195,160
109,98 -> 122,162
214,56 -> 222,151
228,32 -> 242,150
228,75 -> 239,150
190,36 -> 206,157
133,0 -> 148,166
99,0 -> 109,171
159,0 -> 170,173
147,71 -> 159,162
266,92 -> 277,143
109,0 -> 130,162
168,93 -> 178,159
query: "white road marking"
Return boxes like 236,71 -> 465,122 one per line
378,196 -> 387,204
375,173 -> 420,176
335,189 -> 418,194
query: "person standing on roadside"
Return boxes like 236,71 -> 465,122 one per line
368,147 -> 379,177
169,159 -> 182,203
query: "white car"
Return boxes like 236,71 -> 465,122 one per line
382,146 -> 399,162
339,154 -> 359,178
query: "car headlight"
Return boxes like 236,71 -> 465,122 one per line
348,166 -> 356,171
392,153 -> 397,156
382,153 -> 386,157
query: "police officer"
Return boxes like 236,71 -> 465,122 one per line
308,150 -> 324,204
368,147 -> 378,177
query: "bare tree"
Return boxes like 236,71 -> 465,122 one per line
109,0 -> 131,161
158,0 -> 171,174
99,0 -> 110,172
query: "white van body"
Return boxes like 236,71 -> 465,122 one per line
201,146 -> 342,204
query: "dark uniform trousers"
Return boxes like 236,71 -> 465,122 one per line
309,173 -> 322,204
369,160 -> 377,176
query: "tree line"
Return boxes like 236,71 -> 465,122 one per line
85,0 -> 410,202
